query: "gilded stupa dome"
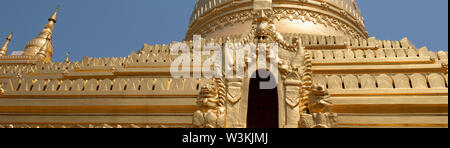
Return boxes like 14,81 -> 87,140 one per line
186,0 -> 368,40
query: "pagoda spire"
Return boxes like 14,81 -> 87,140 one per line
64,51 -> 70,63
0,32 -> 13,56
22,5 -> 59,62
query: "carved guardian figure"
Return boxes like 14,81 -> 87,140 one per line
193,79 -> 226,128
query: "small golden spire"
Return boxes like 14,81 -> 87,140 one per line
36,33 -> 52,62
49,5 -> 60,23
0,32 -> 13,56
22,5 -> 60,62
64,51 -> 70,63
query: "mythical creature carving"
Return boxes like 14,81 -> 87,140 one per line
193,78 -> 226,128
309,85 -> 333,113
299,84 -> 337,128
298,48 -> 337,128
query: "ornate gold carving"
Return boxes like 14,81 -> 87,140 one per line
299,84 -> 337,128
227,86 -> 242,105
297,43 -> 337,128
285,73 -> 301,108
442,63 -> 448,75
193,78 -> 226,128
308,85 -> 333,113
187,0 -> 368,40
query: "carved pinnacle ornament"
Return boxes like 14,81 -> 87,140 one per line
0,32 -> 13,56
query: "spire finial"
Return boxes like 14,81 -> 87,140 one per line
7,31 -> 13,40
0,32 -> 13,56
23,5 -> 60,61
65,51 -> 70,63
49,5 -> 60,23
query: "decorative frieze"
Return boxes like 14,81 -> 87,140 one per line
311,73 -> 449,90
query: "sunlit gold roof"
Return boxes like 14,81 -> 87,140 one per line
186,0 -> 368,40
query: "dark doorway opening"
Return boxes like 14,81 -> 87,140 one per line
247,70 -> 279,128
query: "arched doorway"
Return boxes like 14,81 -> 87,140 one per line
247,70 -> 279,128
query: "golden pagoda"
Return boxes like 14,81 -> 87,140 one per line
0,0 -> 447,128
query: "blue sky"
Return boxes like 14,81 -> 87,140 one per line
0,0 -> 448,62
